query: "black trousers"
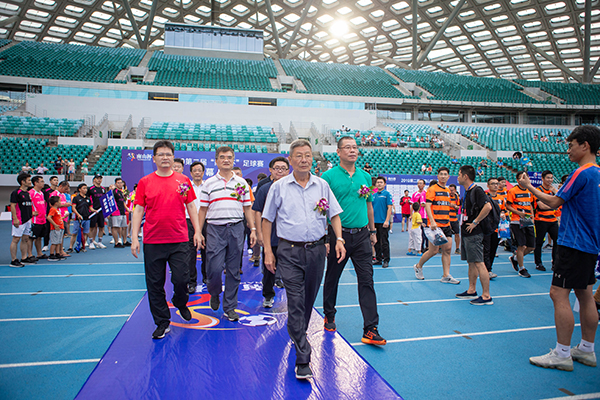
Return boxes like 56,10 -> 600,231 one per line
534,220 -> 559,266
262,245 -> 278,300
323,227 -> 379,331
421,218 -> 429,252
143,242 -> 189,327
483,233 -> 500,272
186,219 -> 207,286
277,240 -> 326,365
374,223 -> 390,262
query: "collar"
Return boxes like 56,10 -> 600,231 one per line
288,172 -> 315,188
216,172 -> 237,183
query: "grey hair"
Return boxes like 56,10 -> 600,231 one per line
289,139 -> 312,155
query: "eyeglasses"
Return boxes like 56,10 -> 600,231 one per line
340,145 -> 358,151
155,153 -> 173,158
272,167 -> 289,172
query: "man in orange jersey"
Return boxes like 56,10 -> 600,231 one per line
506,171 -> 535,278
533,170 -> 559,272
448,184 -> 461,255
413,167 -> 460,284
483,177 -> 504,279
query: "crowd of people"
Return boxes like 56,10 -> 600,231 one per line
8,125 -> 600,379
9,173 -> 135,266
21,156 -> 90,182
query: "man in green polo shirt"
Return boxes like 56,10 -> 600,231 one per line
321,136 -> 386,346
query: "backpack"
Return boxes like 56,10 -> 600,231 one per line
469,186 -> 501,236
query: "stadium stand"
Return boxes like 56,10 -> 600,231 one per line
320,148 -> 506,183
0,104 -> 19,113
0,137 -> 91,174
280,59 -> 418,99
390,68 -> 552,104
145,122 -> 277,143
515,80 -> 600,105
0,41 -> 144,83
143,51 -> 281,91
500,153 -> 600,180
0,115 -> 83,136
440,125 -> 570,152
92,146 -> 123,177
334,124 -> 442,148
0,39 -> 11,48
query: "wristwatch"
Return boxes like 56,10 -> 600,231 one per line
472,220 -> 479,225
337,237 -> 346,244
370,230 -> 377,234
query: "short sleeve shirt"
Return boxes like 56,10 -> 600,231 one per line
10,188 -> 32,224
47,208 -> 64,230
411,212 -> 422,229
252,179 -> 278,246
412,190 -> 427,219
29,189 -> 46,224
372,189 -> 393,224
72,194 -> 92,220
199,173 -> 251,225
134,172 -> 196,244
400,196 -> 412,215
113,189 -> 126,216
321,166 -> 372,229
263,173 -> 343,242
556,163 -> 600,255
506,186 -> 533,222
88,185 -> 106,209
426,183 -> 451,228
462,185 -> 490,236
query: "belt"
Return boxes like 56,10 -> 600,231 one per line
280,236 -> 326,248
225,220 -> 243,227
341,226 -> 368,234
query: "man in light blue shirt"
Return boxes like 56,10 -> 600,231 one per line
262,139 -> 345,380
373,176 -> 393,268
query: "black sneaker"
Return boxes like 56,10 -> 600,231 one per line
48,255 -> 60,262
187,283 -> 196,294
382,260 -> 389,268
10,259 -> 24,268
519,268 -> 531,278
324,316 -> 336,332
66,248 -> 73,253
20,258 -> 36,265
152,323 -> 171,339
295,363 -> 313,380
29,256 -> 39,262
509,255 -> 519,272
536,264 -> 546,271
455,290 -> 478,299
224,310 -> 239,321
210,295 -> 220,311
373,259 -> 382,265
123,241 -> 132,247
178,306 -> 192,321
275,279 -> 284,289
253,259 -> 260,267
37,254 -> 48,260
115,243 -> 124,248
361,327 -> 387,345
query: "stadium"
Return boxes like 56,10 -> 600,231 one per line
0,0 -> 599,398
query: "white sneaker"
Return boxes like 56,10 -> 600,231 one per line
89,242 -> 96,250
571,346 -> 597,367
441,275 -> 460,284
529,349 -> 573,371
489,271 -> 498,279
110,239 -> 115,244
97,242 -> 107,249
42,246 -> 49,252
414,264 -> 424,280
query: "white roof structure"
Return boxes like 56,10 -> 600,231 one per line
0,0 -> 598,83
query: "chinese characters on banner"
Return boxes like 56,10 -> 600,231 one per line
100,191 -> 117,218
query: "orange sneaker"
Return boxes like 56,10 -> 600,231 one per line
324,316 -> 336,332
361,327 -> 386,345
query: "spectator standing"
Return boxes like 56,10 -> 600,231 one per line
456,165 -> 493,305
506,171 -> 535,278
372,176 -> 393,268
363,162 -> 372,174
88,175 -> 107,249
400,190 -> 412,232
533,170 -> 559,272
130,140 -> 200,339
29,176 -> 48,260
46,196 -> 65,261
412,179 -> 428,252
407,202 -> 423,255
10,173 -> 36,267
54,156 -> 63,175
70,183 -> 95,252
111,178 -> 129,248
524,125 -> 600,371
448,184 -> 461,254
80,158 -> 89,178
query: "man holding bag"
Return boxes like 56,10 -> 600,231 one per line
413,167 -> 459,284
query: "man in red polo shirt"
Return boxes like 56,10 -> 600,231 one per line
131,141 -> 201,339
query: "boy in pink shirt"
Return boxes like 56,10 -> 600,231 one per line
29,176 -> 48,259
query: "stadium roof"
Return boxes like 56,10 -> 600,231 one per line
0,0 -> 598,83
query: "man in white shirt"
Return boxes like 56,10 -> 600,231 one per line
187,161 -> 205,293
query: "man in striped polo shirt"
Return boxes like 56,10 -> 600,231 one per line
413,167 -> 460,284
533,170 -> 559,272
506,171 -> 535,278
198,146 -> 257,322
